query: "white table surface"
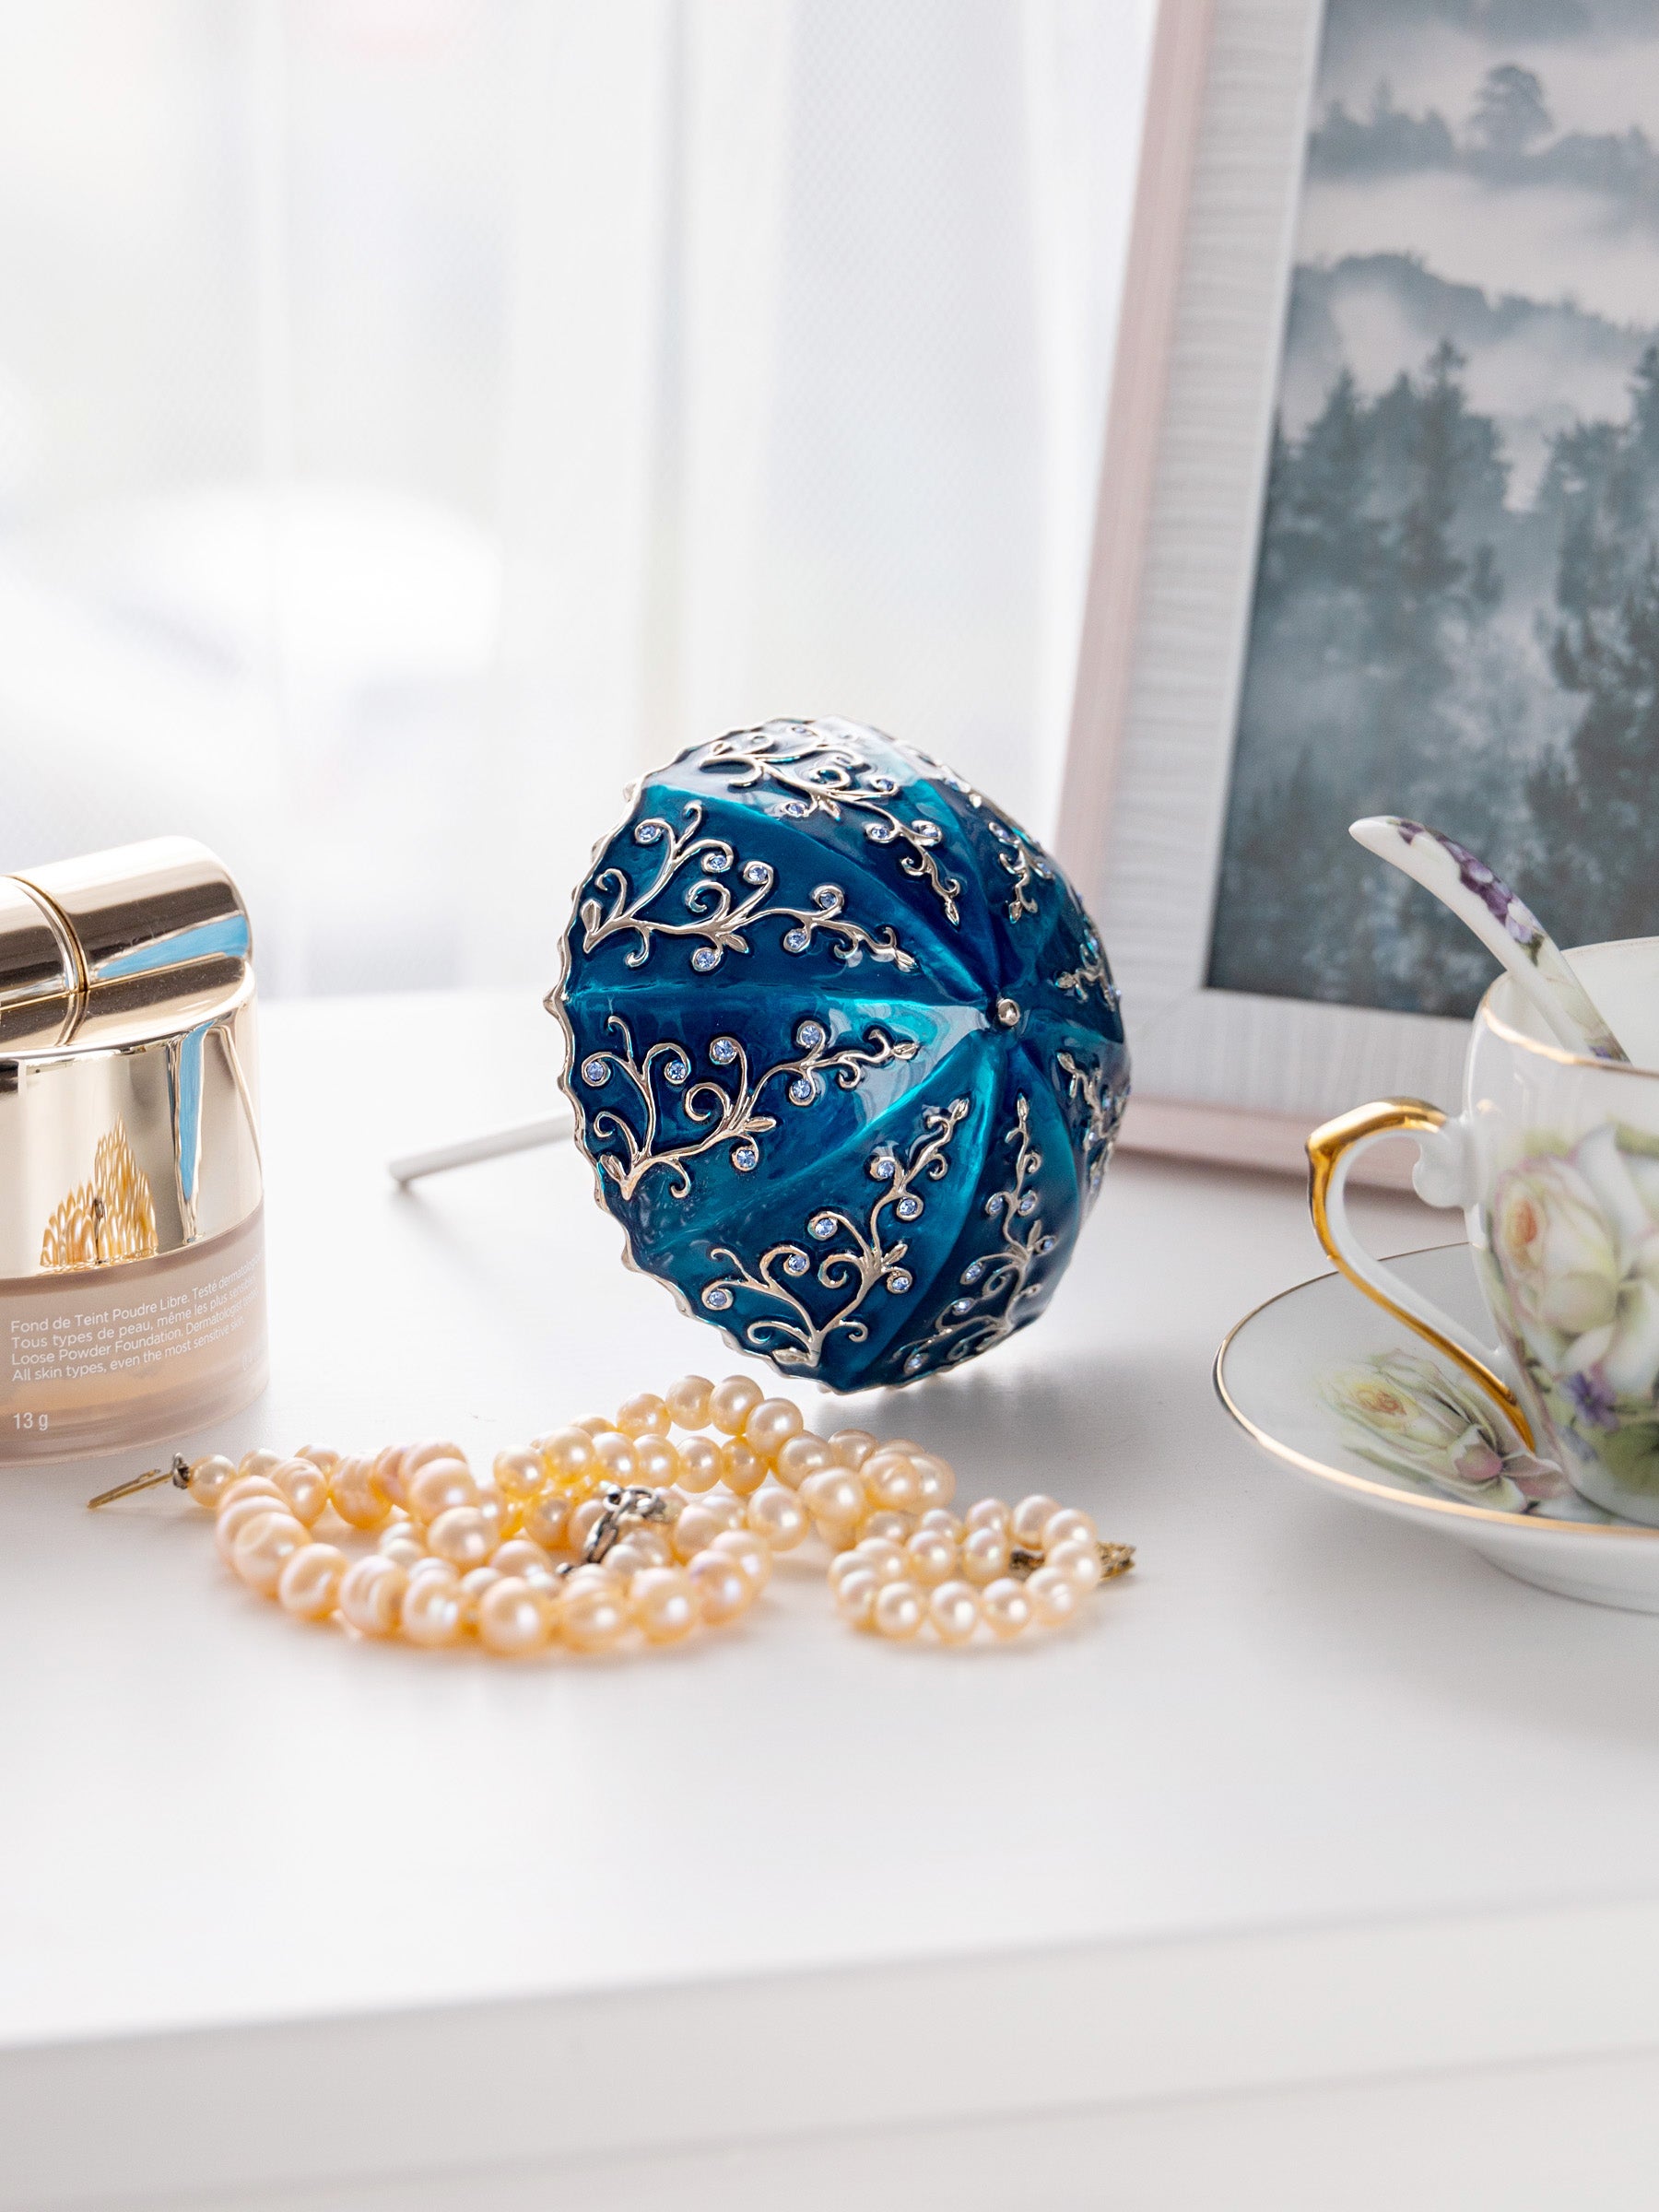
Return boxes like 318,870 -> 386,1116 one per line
6,992 -> 1659,2212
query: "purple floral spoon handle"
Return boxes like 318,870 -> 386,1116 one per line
1348,817 -> 1630,1064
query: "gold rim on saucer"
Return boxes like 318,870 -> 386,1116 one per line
1213,1242 -> 1659,1543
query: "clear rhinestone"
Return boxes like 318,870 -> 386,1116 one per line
782,1249 -> 810,1277
633,819 -> 664,843
794,1019 -> 826,1050
782,929 -> 810,954
950,1296 -> 973,1316
984,1194 -> 1005,1217
904,1352 -> 925,1374
1038,1235 -> 1057,1255
962,1260 -> 985,1284
886,1269 -> 912,1295
870,1155 -> 898,1181
700,850 -> 732,874
731,1142 -> 759,1172
741,860 -> 770,885
690,947 -> 720,972
809,1213 -> 837,1240
701,1285 -> 734,1312
781,799 -> 807,818
895,1194 -> 922,1221
787,1077 -> 816,1106
1017,1192 -> 1038,1216
709,1036 -> 739,1065
911,818 -> 940,845
987,818 -> 1012,843
581,1057 -> 608,1086
865,822 -> 893,843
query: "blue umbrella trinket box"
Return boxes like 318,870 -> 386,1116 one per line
549,719 -> 1129,1393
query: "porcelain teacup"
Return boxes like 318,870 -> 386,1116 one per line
1309,937 -> 1659,1524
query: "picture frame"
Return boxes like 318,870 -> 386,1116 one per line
1056,0 -> 1654,1179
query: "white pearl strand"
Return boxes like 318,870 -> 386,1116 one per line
160,1371 -> 1131,1654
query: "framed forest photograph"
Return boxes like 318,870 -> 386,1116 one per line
1064,0 -> 1659,1171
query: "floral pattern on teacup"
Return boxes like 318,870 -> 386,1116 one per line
1323,1347 -> 1567,1512
1486,1123 -> 1659,1498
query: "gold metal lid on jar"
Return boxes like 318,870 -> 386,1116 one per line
0,839 -> 262,1279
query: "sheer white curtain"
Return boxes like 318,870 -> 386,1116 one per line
0,0 -> 1152,996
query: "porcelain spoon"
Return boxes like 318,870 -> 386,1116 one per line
1348,816 -> 1630,1064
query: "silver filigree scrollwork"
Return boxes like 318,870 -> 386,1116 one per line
698,1095 -> 971,1368
700,723 -> 964,925
1054,939 -> 1121,1012
579,802 -> 917,974
579,1014 -> 920,1201
898,1095 -> 1053,1376
983,815 -> 1053,922
1057,1050 -> 1126,1203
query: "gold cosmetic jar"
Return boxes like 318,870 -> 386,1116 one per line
0,838 -> 266,1462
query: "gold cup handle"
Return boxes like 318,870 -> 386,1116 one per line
1306,1099 -> 1535,1449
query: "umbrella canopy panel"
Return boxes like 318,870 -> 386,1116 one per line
552,719 -> 1129,1393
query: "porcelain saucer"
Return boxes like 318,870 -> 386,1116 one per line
1215,1243 -> 1659,1614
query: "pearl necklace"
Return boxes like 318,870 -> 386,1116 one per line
90,1372 -> 1133,1653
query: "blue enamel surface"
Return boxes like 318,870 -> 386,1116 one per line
555,719 -> 1130,1392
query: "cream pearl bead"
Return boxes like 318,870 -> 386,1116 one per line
232,1510 -> 308,1595
863,1510 -> 914,1545
828,1428 -> 877,1470
492,1448 -> 546,1503
591,1430 -> 638,1483
981,1576 -> 1034,1638
798,1468 -> 865,1531
688,1550 -> 751,1626
270,1458 -> 331,1526
295,1443 -> 342,1478
853,1536 -> 909,1585
370,1443 -> 409,1508
541,1427 -> 598,1482
1042,1507 -> 1098,1553
743,1395 -> 804,1460
567,1497 -> 609,1553
746,1486 -> 806,1551
774,1434 -> 831,1488
904,1530 -> 958,1587
665,1373 -> 715,1429
709,1374 -> 763,1435
428,1506 -> 494,1571
491,1537 -> 555,1580
476,1488 -> 510,1543
831,1565 -> 879,1628
406,1459 -> 480,1524
186,1454 -> 239,1509
964,1498 -> 1010,1535
918,1508 -> 965,1541
864,1450 -> 923,1514
1026,1566 -> 1079,1627
277,1542 -> 347,1619
237,1448 -> 285,1484
1046,1538 -> 1101,1591
630,1566 -> 698,1643
561,1569 -> 629,1651
401,1441 -> 471,1491
457,1566 -> 501,1629
911,1453 -> 956,1511
719,1437 -> 769,1498
574,1415 -> 617,1436
873,1580 -> 924,1639
960,1526 -> 1009,1585
699,1490 -> 747,1532
219,1474 -> 288,1517
520,1490 -> 571,1550
376,1527 -> 429,1569
928,1580 -> 981,1644
338,1555 -> 406,1636
616,1392 -> 671,1439
670,1502 -> 725,1561
330,1454 -> 391,1531
216,1489 -> 290,1566
603,1537 -> 659,1580
709,1527 -> 770,1591
401,1572 -> 465,1647
477,1577 -> 553,1656
633,1435 -> 683,1488
829,1548 -> 874,1591
676,1434 -> 723,1492
1010,1493 -> 1060,1547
